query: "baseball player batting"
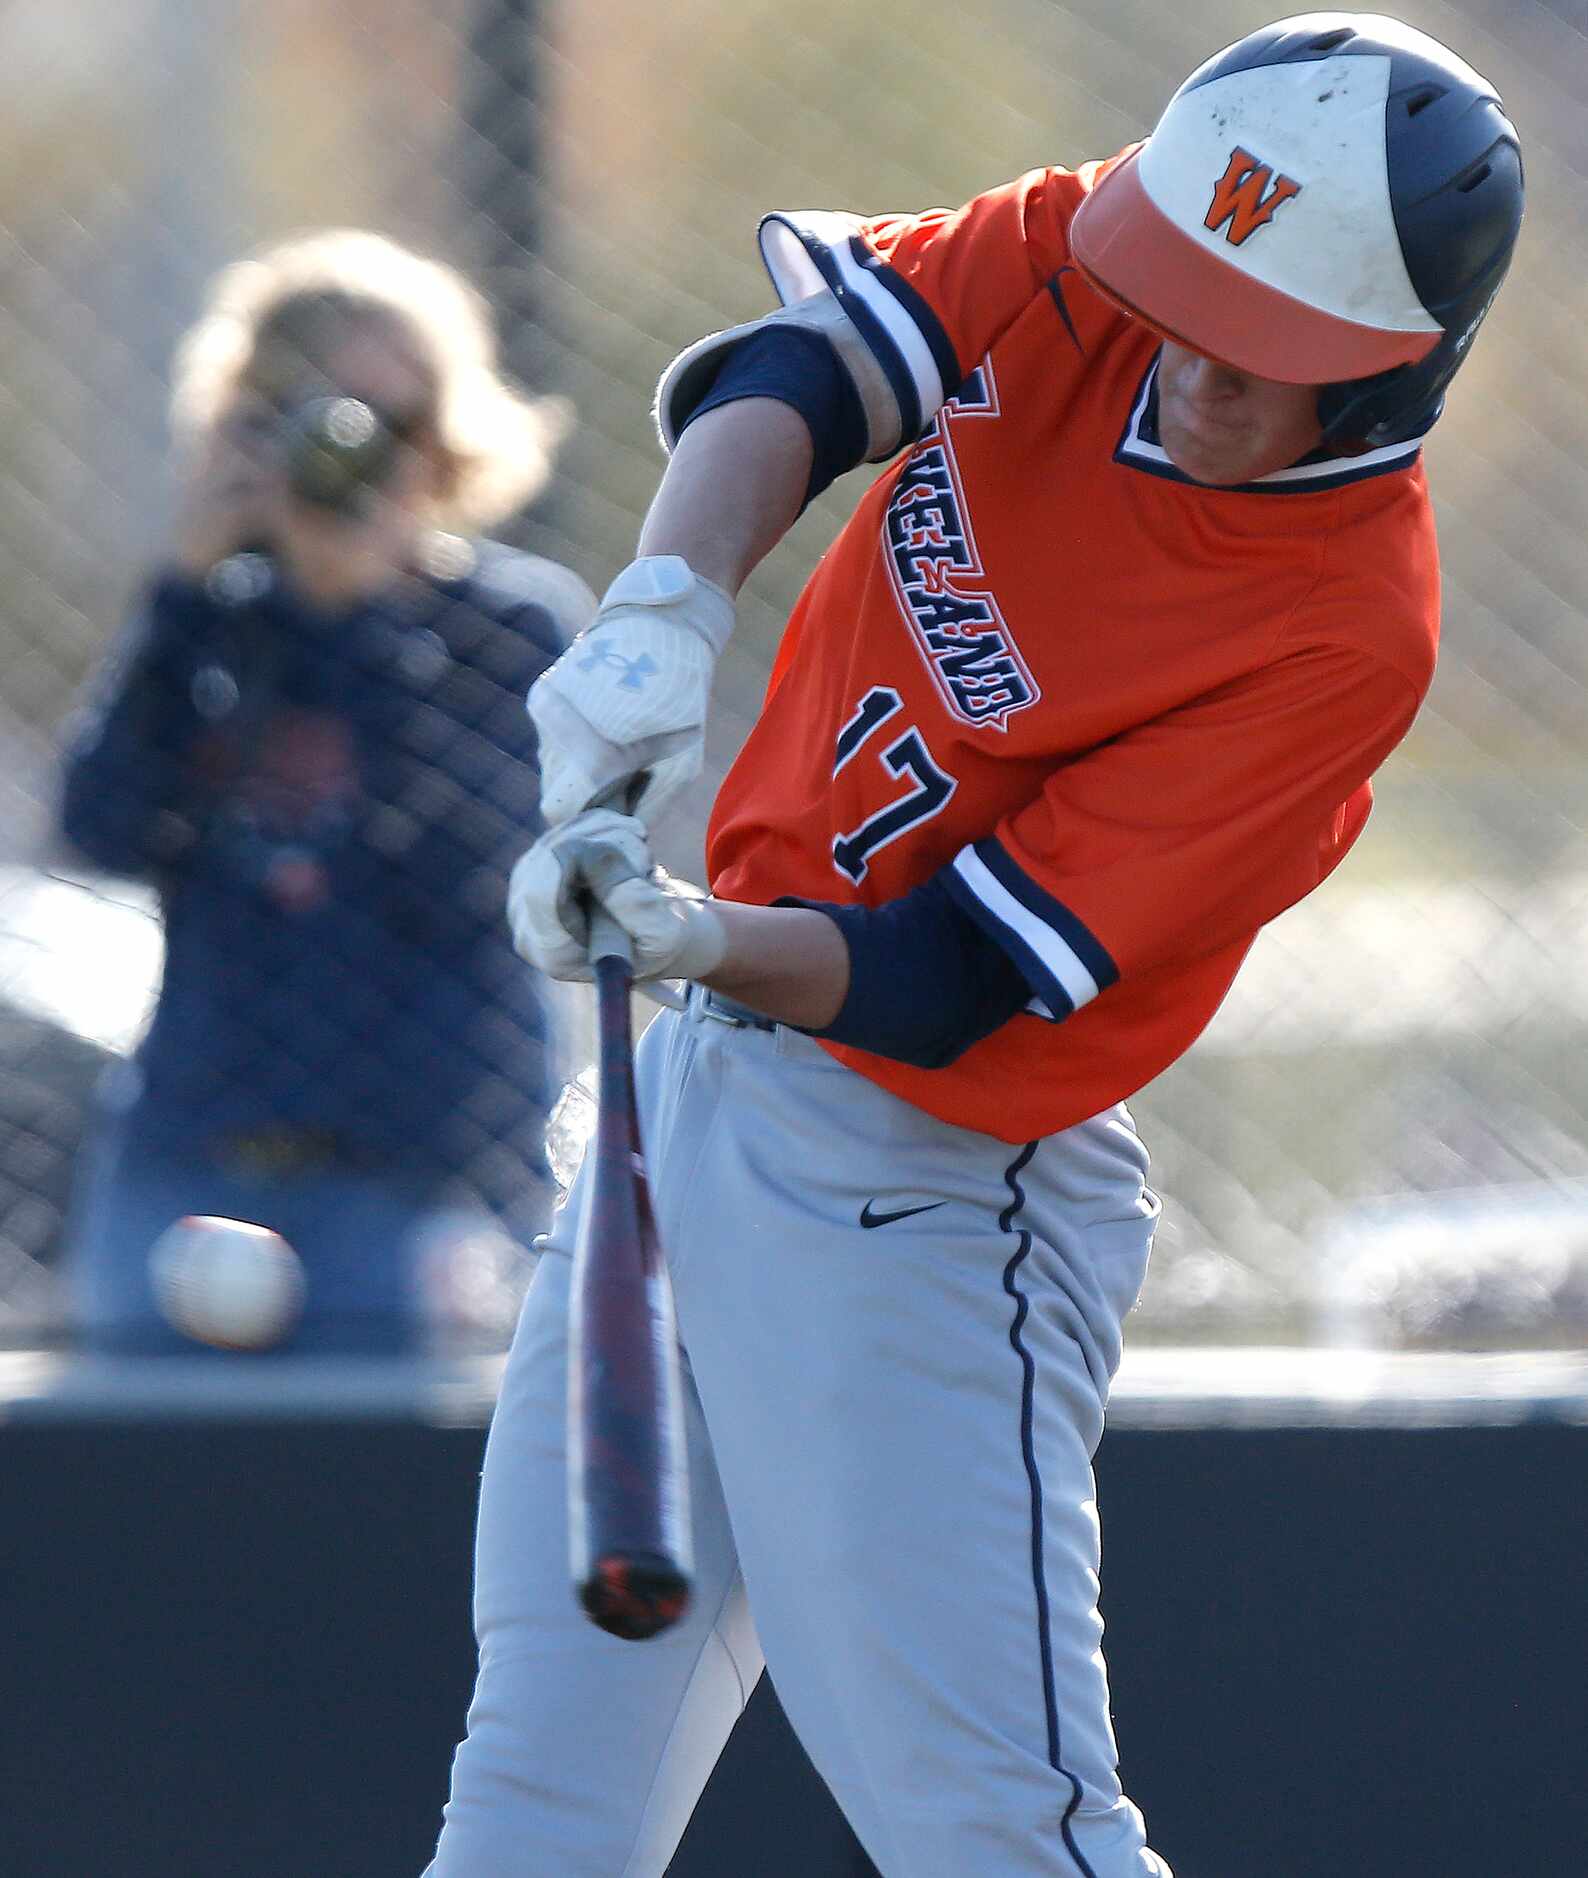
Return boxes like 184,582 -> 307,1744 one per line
427,16 -> 1522,1875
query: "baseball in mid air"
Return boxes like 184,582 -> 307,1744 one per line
149,1215 -> 305,1350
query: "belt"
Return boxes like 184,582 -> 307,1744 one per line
692,985 -> 779,1032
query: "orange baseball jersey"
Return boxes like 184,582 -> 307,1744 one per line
706,159 -> 1440,1144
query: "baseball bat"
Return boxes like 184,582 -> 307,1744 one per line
566,905 -> 693,1639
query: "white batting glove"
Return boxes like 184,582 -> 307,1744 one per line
507,807 -> 727,985
527,555 -> 735,830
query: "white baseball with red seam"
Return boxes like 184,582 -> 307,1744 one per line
149,1215 -> 306,1350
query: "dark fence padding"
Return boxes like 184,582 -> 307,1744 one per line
3,1406 -> 1580,1877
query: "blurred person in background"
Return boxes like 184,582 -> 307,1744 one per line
56,230 -> 594,1357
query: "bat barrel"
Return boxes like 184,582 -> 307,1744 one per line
567,948 -> 693,1640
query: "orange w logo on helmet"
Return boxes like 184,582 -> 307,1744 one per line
1204,147 -> 1302,245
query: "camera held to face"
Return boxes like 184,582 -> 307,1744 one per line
280,395 -> 405,519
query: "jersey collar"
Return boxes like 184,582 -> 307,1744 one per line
1115,355 -> 1432,494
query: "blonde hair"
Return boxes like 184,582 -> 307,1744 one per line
168,228 -> 571,535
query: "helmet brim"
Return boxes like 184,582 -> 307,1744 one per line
1070,147 -> 1441,385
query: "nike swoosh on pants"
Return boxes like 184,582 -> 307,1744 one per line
859,1200 -> 945,1229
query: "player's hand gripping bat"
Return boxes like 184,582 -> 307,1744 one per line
566,903 -> 693,1639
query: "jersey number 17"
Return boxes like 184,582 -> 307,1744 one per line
831,686 -> 957,883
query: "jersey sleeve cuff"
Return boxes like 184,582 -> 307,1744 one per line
944,837 -> 1119,1021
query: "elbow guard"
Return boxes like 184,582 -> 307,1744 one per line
656,206 -> 964,467
655,291 -> 911,465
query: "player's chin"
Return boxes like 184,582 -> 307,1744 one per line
1159,426 -> 1263,488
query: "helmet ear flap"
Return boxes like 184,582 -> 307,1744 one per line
1318,366 -> 1421,450
1319,256 -> 1508,450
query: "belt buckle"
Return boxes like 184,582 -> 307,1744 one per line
697,986 -> 749,1027
697,987 -> 779,1033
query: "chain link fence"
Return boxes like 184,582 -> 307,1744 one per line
2,0 -> 1585,1350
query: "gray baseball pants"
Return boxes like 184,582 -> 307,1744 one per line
426,991 -> 1172,1876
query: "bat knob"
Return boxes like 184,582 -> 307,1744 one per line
581,1552 -> 691,1641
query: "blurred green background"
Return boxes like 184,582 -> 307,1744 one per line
2,0 -> 1585,1347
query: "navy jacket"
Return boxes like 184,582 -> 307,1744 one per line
60,539 -> 588,1234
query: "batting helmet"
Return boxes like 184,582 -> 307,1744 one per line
1069,13 -> 1523,446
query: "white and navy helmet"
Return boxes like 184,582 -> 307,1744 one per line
1070,13 -> 1523,446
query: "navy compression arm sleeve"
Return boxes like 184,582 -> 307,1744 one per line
680,324 -> 867,508
778,871 -> 1036,1069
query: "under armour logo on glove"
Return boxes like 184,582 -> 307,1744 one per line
578,645 -> 659,691
527,554 -> 736,828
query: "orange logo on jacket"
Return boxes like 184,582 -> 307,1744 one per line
1204,147 -> 1302,245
